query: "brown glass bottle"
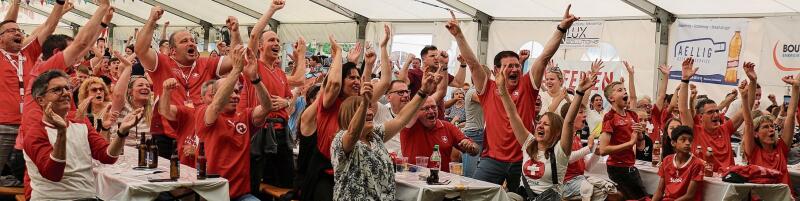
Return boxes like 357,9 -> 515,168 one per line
148,139 -> 158,168
170,140 -> 180,180
138,134 -> 146,167
196,142 -> 206,180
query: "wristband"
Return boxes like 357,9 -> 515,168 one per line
56,0 -> 66,5
681,79 -> 690,84
557,25 -> 567,33
417,91 -> 428,99
250,76 -> 262,84
100,23 -> 109,28
575,90 -> 585,97
117,124 -> 129,138
460,64 -> 467,68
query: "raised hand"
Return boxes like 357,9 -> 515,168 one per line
496,65 -> 509,97
101,106 -> 118,130
445,10 -> 462,37
623,61 -> 634,74
360,82 -> 374,103
243,48 -> 259,80
457,54 -> 465,65
98,0 -> 110,6
546,59 -> 557,72
738,80 -> 749,96
226,16 -> 239,32
782,74 -> 800,86
119,108 -> 144,134
690,83 -> 698,97
102,7 -> 114,24
658,64 -> 671,76
293,36 -> 307,61
270,0 -> 285,12
44,103 -> 68,130
346,42 -> 362,63
150,6 -> 164,21
559,4 -> 580,30
364,43 -> 376,66
591,59 -> 604,73
420,72 -> 442,95
230,45 -> 246,73
519,50 -> 530,62
329,35 -> 340,54
743,62 -> 757,81
163,78 -> 179,92
164,21 -> 169,27
681,57 -> 698,80
578,71 -> 598,93
380,24 -> 391,48
768,94 -> 777,104
62,1 -> 75,14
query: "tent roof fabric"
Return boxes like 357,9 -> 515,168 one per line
2,0 -> 800,27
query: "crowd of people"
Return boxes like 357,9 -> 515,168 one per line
1,0 -> 800,200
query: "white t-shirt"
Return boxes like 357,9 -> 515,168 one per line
587,109 -> 606,136
539,90 -> 570,115
521,136 -> 569,194
373,103 -> 400,154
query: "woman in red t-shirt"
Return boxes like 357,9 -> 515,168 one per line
741,68 -> 799,195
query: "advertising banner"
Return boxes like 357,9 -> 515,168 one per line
561,21 -> 605,49
668,19 -> 748,86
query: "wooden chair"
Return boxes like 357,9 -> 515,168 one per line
260,183 -> 293,200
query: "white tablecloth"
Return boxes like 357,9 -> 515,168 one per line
585,155 -> 792,201
395,168 -> 509,201
93,146 -> 230,201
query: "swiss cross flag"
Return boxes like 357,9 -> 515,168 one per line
523,159 -> 545,179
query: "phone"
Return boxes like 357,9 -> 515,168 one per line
785,95 -> 791,112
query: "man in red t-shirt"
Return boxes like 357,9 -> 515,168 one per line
677,57 -> 744,172
445,7 -> 578,188
598,80 -> 647,200
653,125 -> 704,201
400,97 -> 478,172
0,0 -> 72,174
135,6 -> 241,158
401,46 -> 464,96
199,47 -> 272,200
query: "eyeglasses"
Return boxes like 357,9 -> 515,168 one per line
1,28 -> 21,35
420,105 -> 437,112
46,85 -> 72,96
389,90 -> 410,95
89,87 -> 105,93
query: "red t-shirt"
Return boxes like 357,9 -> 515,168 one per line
407,68 -> 455,96
748,140 -> 791,192
478,74 -> 540,162
564,136 -> 585,182
315,96 -> 345,160
691,115 -> 735,170
400,119 -> 468,172
602,110 -> 639,167
0,39 -> 42,124
198,105 -> 255,198
169,105 -> 205,167
238,61 -> 291,128
657,154 -> 704,201
147,54 -> 221,136
650,105 -> 671,141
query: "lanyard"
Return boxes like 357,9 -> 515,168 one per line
1,49 -> 25,113
171,57 -> 196,102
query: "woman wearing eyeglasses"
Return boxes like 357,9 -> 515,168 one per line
76,77 -> 112,134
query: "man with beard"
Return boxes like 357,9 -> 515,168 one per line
0,0 -> 72,178
446,6 -> 579,189
237,0 -> 307,194
135,6 -> 242,158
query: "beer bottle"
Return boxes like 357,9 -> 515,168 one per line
652,141 -> 661,167
170,140 -> 180,180
197,142 -> 207,180
148,139 -> 158,168
705,147 -> 714,177
138,134 -> 147,167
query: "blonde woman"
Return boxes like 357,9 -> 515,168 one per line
109,51 -> 153,146
76,76 -> 112,135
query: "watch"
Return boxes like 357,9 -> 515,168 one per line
557,25 -> 568,33
250,76 -> 262,84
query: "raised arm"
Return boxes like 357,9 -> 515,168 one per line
321,36 -> 343,109
532,5 -> 579,89
372,25 -> 393,101
384,72 -> 441,140
205,46 -> 244,125
226,17 -> 242,48
135,6 -> 164,72
300,94 -> 319,137
23,0 -> 68,45
110,51 -> 133,113
287,37 -> 307,87
450,56 -> 466,88
496,65 -> 530,145
561,71 -> 597,154
740,78 -> 757,159
3,0 -> 19,22
623,61 -> 638,109
159,21 -> 169,42
159,78 -> 180,121
444,11 -> 485,93
341,83 -> 372,154
61,1 -> 111,67
655,65 -> 671,110
781,74 -> 800,147
732,62 -> 758,130
245,48 -> 273,126
398,54 -> 413,85
361,44 -> 376,83
678,57 -> 697,126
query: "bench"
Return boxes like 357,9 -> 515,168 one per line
260,183 -> 292,199
0,187 -> 24,201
